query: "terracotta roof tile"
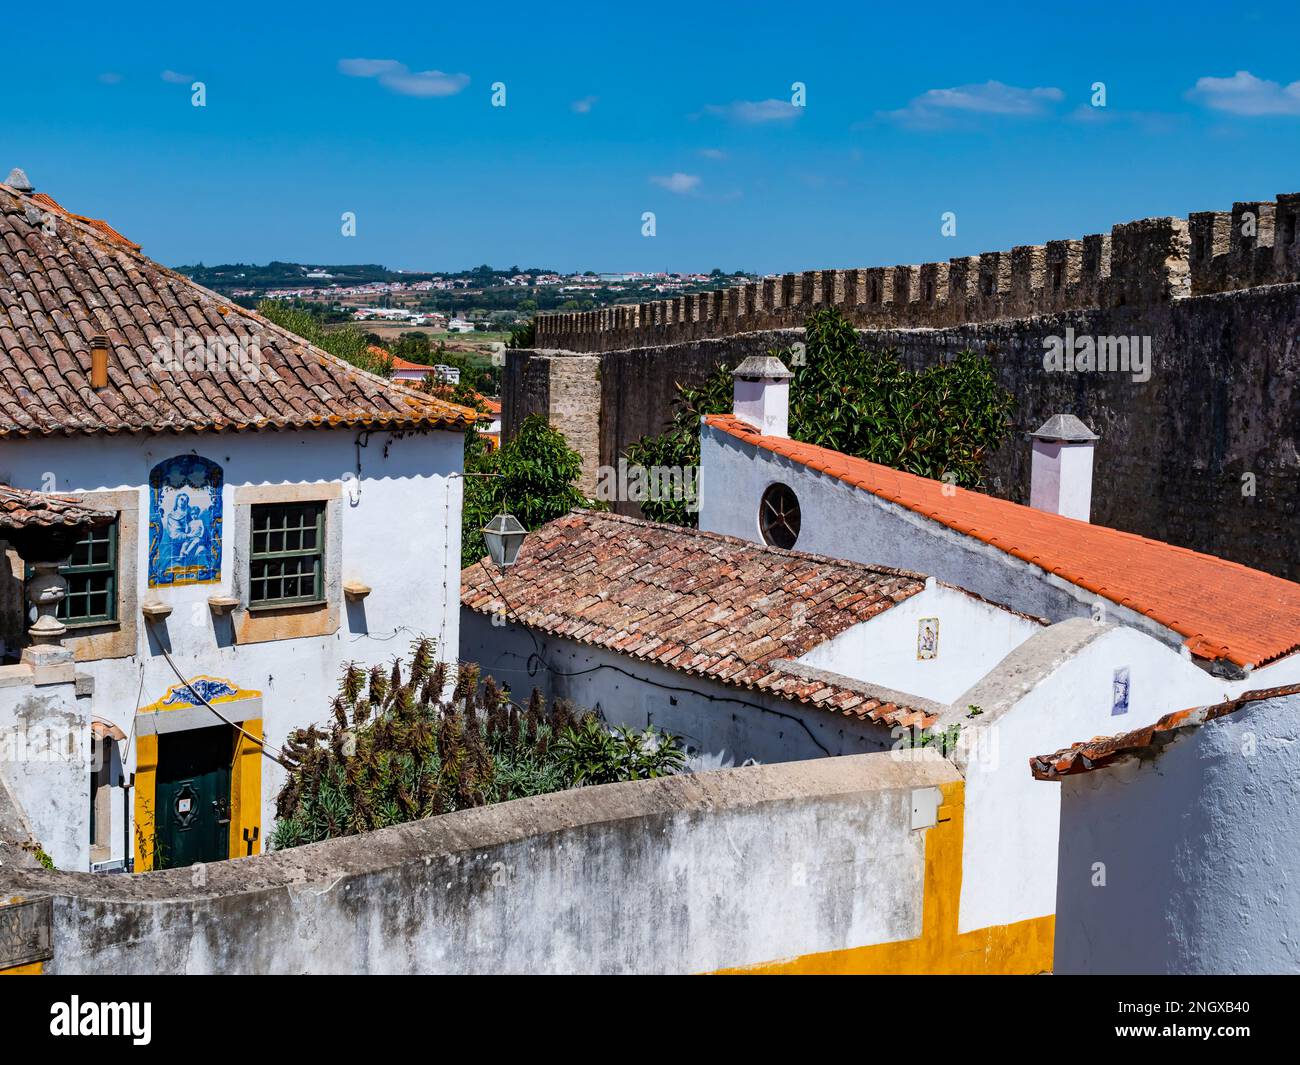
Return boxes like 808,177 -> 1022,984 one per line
0,183 -> 475,437
0,483 -> 115,530
707,413 -> 1300,670
1029,684 -> 1300,779
461,510 -> 936,728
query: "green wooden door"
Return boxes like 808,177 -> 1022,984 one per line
155,725 -> 233,869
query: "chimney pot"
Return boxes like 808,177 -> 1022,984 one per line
5,167 -> 34,193
1028,414 -> 1098,522
90,334 -> 110,390
732,356 -> 792,438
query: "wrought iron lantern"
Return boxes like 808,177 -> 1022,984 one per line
481,513 -> 527,569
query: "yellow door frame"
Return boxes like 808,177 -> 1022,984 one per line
133,678 -> 263,872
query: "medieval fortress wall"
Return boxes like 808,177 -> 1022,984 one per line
509,191 -> 1300,582
534,192 -> 1300,351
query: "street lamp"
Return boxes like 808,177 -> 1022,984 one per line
481,513 -> 527,569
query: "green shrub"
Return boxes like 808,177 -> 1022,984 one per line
270,640 -> 683,849
626,307 -> 1016,526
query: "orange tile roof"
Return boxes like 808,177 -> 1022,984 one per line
462,510 -> 939,729
28,192 -> 140,250
706,413 -> 1300,670
1030,683 -> 1300,779
386,354 -> 434,373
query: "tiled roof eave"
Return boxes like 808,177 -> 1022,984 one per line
1029,683 -> 1300,780
703,414 -> 1300,672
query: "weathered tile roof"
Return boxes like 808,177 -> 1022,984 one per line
461,510 -> 939,729
707,414 -> 1300,670
0,483 -> 115,530
1029,683 -> 1300,779
0,182 -> 476,437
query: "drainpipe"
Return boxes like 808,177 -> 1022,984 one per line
120,771 -> 133,873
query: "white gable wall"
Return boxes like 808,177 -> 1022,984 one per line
1052,691 -> 1300,973
953,624 -> 1230,934
699,425 -> 1191,657
795,583 -> 1043,704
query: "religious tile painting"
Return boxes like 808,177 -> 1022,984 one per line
1111,666 -> 1131,717
149,455 -> 222,586
917,617 -> 939,660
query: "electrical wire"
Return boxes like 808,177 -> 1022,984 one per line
158,646 -> 290,768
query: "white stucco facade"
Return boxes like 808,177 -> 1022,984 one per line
1050,690 -> 1300,973
0,426 -> 464,870
695,419 -> 1300,943
700,424 -> 1199,660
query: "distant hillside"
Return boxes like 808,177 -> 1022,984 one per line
173,262 -> 557,293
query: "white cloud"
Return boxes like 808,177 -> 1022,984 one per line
99,72 -> 122,85
571,95 -> 598,113
649,172 -> 701,194
160,70 -> 194,84
883,80 -> 1064,127
1187,70 -> 1300,116
338,58 -> 469,98
698,148 -> 727,160
702,99 -> 801,124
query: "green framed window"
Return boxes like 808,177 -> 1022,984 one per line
48,521 -> 118,625
248,502 -> 325,606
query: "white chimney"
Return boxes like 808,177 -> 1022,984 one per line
732,356 -> 792,438
1028,414 -> 1099,522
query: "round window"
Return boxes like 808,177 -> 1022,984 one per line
759,483 -> 801,549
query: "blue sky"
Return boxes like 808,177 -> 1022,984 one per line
5,0 -> 1299,273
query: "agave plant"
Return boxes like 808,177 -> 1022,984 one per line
270,638 -> 685,850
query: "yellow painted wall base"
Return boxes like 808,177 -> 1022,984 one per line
717,781 -> 1055,974
0,962 -> 43,975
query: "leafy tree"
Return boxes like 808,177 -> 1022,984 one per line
391,332 -> 434,365
257,300 -> 392,377
461,415 -> 596,568
624,364 -> 733,525
626,306 -> 1016,527
507,318 -> 536,348
270,641 -> 685,849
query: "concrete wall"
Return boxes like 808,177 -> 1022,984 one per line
0,672 -> 92,870
459,612 -> 897,769
0,426 -> 464,869
0,752 -> 961,975
1051,691 -> 1300,974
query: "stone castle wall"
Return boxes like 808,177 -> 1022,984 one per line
532,192 -> 1300,354
509,281 -> 1300,581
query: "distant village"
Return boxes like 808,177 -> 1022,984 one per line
201,265 -> 755,332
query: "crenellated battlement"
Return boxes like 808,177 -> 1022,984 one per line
535,193 -> 1299,352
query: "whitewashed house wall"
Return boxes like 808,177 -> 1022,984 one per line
0,426 -> 464,868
